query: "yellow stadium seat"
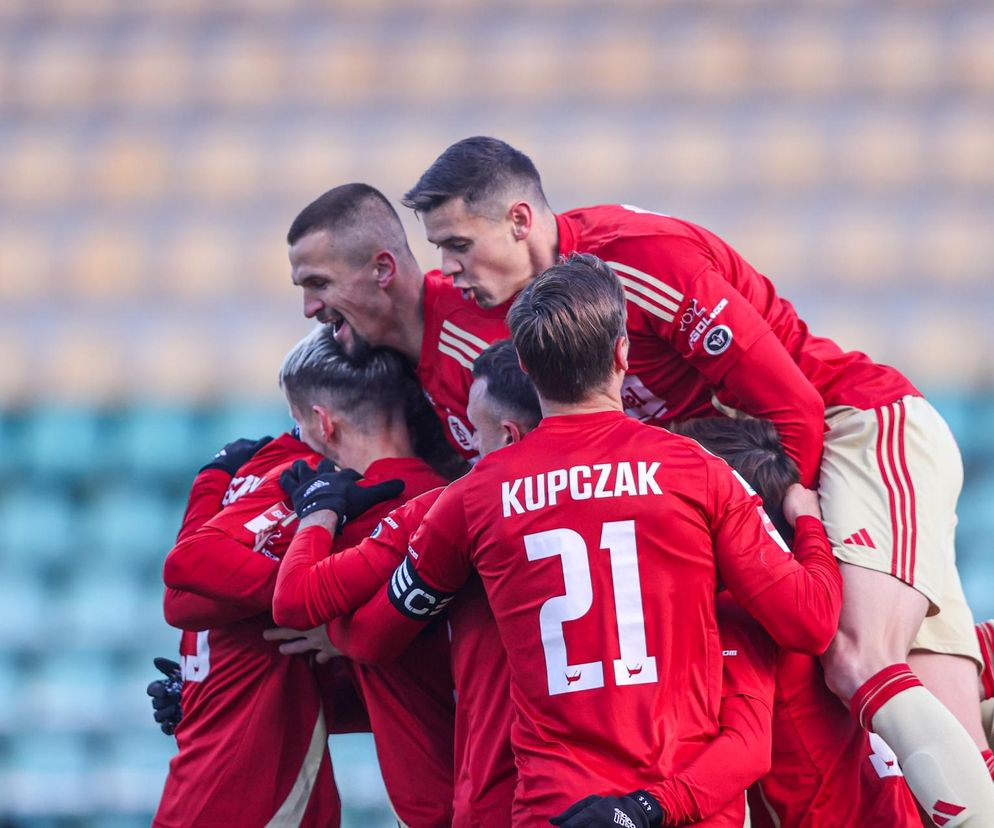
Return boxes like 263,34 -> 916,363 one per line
160,225 -> 240,301
577,31 -> 655,100
474,36 -> 561,102
87,132 -> 170,202
70,226 -> 146,299
915,211 -> 989,286
0,231 -> 51,301
224,323 -> 313,400
863,19 -> 941,95
724,214 -> 806,290
133,328 -> 222,401
937,114 -> 994,188
390,40 -> 470,103
109,36 -> 193,108
841,116 -> 924,190
752,120 -> 829,190
0,332 -> 33,402
20,35 -> 100,109
952,23 -> 994,91
1,135 -> 76,205
644,124 -> 732,193
762,24 -> 845,95
290,41 -> 380,105
819,211 -> 904,286
181,130 -> 261,201
200,34 -> 286,108
43,326 -> 130,403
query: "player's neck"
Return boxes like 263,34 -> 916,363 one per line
539,390 -> 624,420
528,209 -> 560,277
336,421 -> 416,474
381,263 -> 425,362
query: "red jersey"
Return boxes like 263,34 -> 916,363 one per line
328,489 -> 516,828
156,434 -> 340,828
557,205 -> 919,485
158,440 -> 456,827
391,411 -> 840,826
656,594 -> 777,825
417,269 -> 511,458
747,651 -> 919,828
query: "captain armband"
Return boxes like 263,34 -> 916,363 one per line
388,558 -> 455,620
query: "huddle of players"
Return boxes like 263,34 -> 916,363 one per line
149,137 -> 994,827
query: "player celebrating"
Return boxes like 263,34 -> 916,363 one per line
361,255 -> 841,826
403,136 -> 994,822
287,183 -> 510,459
674,417 -> 921,827
154,327 -> 455,828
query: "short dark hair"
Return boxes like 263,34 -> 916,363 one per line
507,253 -> 626,404
670,417 -> 799,541
287,183 -> 411,266
279,325 -> 411,430
472,339 -> 541,429
402,136 -> 547,215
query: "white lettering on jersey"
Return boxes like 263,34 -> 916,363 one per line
181,630 -> 211,683
447,415 -> 475,452
223,474 -> 264,506
621,375 -> 669,423
502,462 -> 663,517
868,732 -> 904,778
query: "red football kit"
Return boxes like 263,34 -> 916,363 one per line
417,269 -> 511,458
383,411 -> 841,826
747,650 -> 920,827
655,593 -> 778,825
329,489 -> 517,828
155,434 -> 340,828
557,205 -> 919,485
157,437 -> 455,827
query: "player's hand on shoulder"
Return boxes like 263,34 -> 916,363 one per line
200,435 -> 274,476
147,657 -> 183,736
279,459 -> 404,532
781,483 -> 822,527
550,790 -> 664,828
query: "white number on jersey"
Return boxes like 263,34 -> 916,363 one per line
181,630 -> 211,683
525,520 -> 657,696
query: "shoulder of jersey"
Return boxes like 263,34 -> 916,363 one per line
240,432 -> 322,479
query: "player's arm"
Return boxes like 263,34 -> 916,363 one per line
711,465 -> 841,654
605,237 -> 825,486
332,482 -> 473,664
653,596 -> 777,825
162,587 -> 263,630
270,464 -> 407,629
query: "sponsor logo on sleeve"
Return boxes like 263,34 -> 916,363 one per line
223,474 -> 265,507
447,415 -> 475,452
703,324 -> 733,355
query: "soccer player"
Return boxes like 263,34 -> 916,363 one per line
357,255 -> 841,826
287,183 -> 510,459
674,417 -> 921,827
154,327 -> 455,828
403,136 -> 994,822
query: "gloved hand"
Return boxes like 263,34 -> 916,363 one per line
550,790 -> 664,828
147,657 -> 183,736
279,460 -> 405,531
200,435 -> 274,475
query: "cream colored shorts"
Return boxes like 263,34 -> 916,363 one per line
819,395 -> 981,664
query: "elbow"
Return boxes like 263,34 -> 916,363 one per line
162,589 -> 205,631
271,589 -> 311,630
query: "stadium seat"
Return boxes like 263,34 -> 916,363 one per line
1,133 -> 77,205
761,22 -> 845,95
0,489 -> 78,572
87,132 -> 170,203
204,403 -> 296,450
0,230 -> 51,302
0,731 -> 92,815
18,406 -> 107,480
43,328 -> 132,403
110,35 -> 192,108
80,486 -> 181,568
23,650 -> 118,731
110,406 -> 208,480
57,574 -> 146,650
0,570 -> 47,648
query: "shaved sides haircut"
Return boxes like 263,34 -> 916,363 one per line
402,136 -> 548,216
287,183 -> 413,266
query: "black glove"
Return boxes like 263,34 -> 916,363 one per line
550,790 -> 664,828
200,435 -> 274,475
147,657 -> 183,736
279,460 -> 405,530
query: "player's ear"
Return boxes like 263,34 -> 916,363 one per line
613,335 -> 630,372
502,419 -> 525,446
508,201 -> 533,241
372,250 -> 397,289
312,404 -> 336,443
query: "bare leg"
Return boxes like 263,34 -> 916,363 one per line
909,651 -> 989,751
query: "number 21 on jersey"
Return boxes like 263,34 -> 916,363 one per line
525,519 -> 657,696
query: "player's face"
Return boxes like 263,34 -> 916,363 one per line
466,377 -> 510,458
289,230 -> 385,359
423,198 -> 531,309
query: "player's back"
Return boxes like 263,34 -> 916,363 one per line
749,651 -> 920,827
455,410 -> 737,824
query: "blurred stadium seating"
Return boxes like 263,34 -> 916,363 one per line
1,0 -> 992,825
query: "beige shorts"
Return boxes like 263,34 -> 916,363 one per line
819,395 -> 981,665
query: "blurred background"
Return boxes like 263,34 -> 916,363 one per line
1,0 -> 992,825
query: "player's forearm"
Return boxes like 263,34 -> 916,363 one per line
163,530 -> 277,610
720,332 -> 825,487
653,695 -> 772,824
744,517 -> 841,654
175,469 -> 230,541
327,588 -> 422,664
162,587 -> 262,630
272,524 -> 337,628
